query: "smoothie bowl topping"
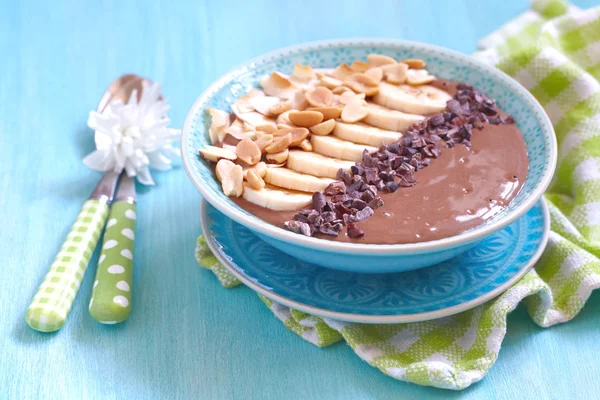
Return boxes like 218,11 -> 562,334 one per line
199,55 -> 528,245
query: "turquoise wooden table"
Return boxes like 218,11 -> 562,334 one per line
2,0 -> 599,398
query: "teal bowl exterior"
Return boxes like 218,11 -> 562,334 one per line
255,232 -> 478,273
182,39 -> 556,274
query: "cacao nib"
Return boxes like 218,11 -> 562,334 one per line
347,223 -> 364,238
368,197 -> 384,209
336,169 -> 353,185
312,192 -> 326,212
355,206 -> 374,221
351,198 -> 368,210
324,181 -> 346,195
284,220 -> 312,237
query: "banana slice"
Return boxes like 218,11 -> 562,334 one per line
310,135 -> 377,162
334,122 -> 402,147
364,103 -> 425,131
242,184 -> 312,211
286,150 -> 355,179
264,167 -> 334,193
372,82 -> 452,115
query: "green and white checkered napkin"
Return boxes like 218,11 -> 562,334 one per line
196,0 -> 600,390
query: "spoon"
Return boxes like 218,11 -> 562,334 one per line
25,74 -> 146,332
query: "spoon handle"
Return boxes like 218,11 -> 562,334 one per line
25,199 -> 110,332
25,171 -> 119,332
89,176 -> 136,324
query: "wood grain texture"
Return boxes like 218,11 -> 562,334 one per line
1,0 -> 599,398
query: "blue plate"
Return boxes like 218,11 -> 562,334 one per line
201,199 -> 549,324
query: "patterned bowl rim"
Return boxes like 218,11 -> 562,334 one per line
200,198 -> 550,323
183,38 -> 557,254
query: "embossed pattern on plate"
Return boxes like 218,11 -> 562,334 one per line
202,199 -> 549,323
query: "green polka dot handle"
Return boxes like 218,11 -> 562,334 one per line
89,201 -> 136,324
25,199 -> 110,332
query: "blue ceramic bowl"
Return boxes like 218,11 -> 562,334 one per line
182,39 -> 556,273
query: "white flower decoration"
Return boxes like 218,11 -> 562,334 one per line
83,82 -> 180,185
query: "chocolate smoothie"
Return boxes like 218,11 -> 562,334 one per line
233,119 -> 527,243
